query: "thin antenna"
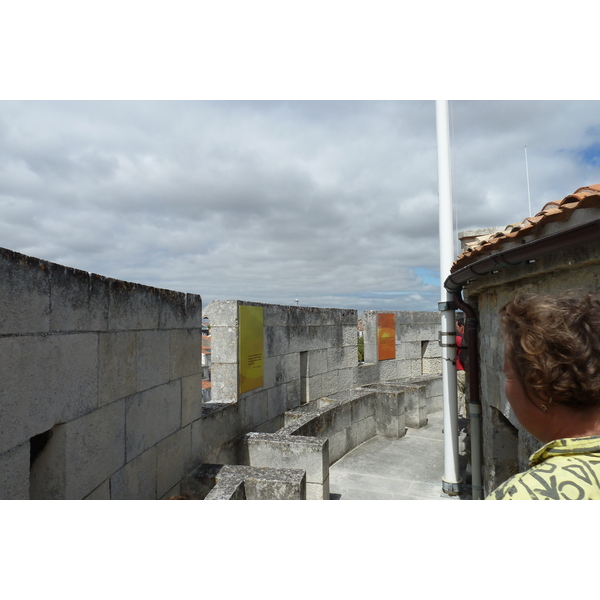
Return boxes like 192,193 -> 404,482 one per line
525,146 -> 532,216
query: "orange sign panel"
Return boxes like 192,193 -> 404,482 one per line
377,313 -> 396,361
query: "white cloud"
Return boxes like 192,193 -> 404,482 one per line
1,100 -> 599,311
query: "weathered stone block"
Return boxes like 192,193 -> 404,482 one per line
403,341 -> 421,360
84,479 -> 111,500
204,300 -> 239,327
170,328 -> 202,379
326,346 -> 345,371
375,400 -> 402,438
156,426 -> 193,498
405,386 -> 427,428
244,433 -> 329,486
243,468 -> 306,500
263,356 -> 276,388
352,394 -> 375,423
276,352 -> 301,385
322,370 -> 339,397
0,333 -> 99,454
108,280 -> 162,331
136,330 -> 171,392
267,386 -> 287,421
0,443 -> 30,500
379,359 -> 399,381
0,248 -> 50,335
308,349 -> 328,377
49,267 -> 109,332
182,373 -> 204,426
30,400 -> 126,499
98,331 -> 136,406
355,362 -> 378,387
337,367 -> 356,392
348,415 -> 376,449
328,429 -> 349,464
306,476 -> 329,500
156,289 -> 189,330
286,379 -> 301,410
242,389 -> 269,430
191,407 -> 240,465
206,363 -> 237,403
110,446 -> 157,500
308,373 -> 323,402
342,325 -> 358,347
125,381 -> 181,461
210,326 -> 238,364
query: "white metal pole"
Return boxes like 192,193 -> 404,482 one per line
436,100 -> 461,495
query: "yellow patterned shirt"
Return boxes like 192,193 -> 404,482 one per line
486,435 -> 600,500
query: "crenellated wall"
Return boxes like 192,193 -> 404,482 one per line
205,301 -> 442,434
0,248 -> 443,500
0,247 -> 204,500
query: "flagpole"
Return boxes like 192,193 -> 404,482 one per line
436,100 -> 461,496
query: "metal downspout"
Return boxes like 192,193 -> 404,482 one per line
453,291 -> 483,500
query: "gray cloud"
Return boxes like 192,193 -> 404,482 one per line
1,100 -> 599,311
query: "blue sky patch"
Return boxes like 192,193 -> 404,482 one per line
414,267 -> 440,287
576,142 -> 600,166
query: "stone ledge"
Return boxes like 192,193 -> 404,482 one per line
185,463 -> 306,500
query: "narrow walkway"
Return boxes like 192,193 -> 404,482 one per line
329,409 -> 469,500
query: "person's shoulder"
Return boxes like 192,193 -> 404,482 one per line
486,475 -> 531,500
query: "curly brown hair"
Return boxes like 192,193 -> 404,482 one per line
500,291 -> 600,411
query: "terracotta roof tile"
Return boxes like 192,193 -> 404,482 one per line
452,184 -> 600,272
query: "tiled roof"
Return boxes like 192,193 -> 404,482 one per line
452,184 -> 600,272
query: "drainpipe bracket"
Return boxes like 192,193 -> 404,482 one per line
438,301 -> 456,311
442,478 -> 462,496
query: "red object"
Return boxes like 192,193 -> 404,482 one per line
456,335 -> 465,371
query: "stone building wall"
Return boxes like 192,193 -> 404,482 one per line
0,247 -> 204,500
462,206 -> 600,496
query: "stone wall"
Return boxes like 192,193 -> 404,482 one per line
205,301 -> 359,430
0,247 -> 203,500
205,301 -> 442,434
0,246 -> 443,500
463,206 -> 600,496
361,310 -> 442,378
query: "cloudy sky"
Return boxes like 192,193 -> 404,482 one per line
2,100 -> 600,312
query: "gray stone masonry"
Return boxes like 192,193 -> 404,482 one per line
1,242 -> 444,500
0,246 -> 203,500
185,463 -> 307,500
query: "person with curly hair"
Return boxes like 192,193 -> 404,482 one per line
487,291 -> 600,500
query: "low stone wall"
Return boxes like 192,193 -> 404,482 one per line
181,376 -> 441,500
0,247 -> 204,500
186,464 -> 306,500
204,301 -> 441,435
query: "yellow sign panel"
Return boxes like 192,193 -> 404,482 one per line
377,313 -> 396,361
239,305 -> 264,394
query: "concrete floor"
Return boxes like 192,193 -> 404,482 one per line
329,409 -> 470,500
